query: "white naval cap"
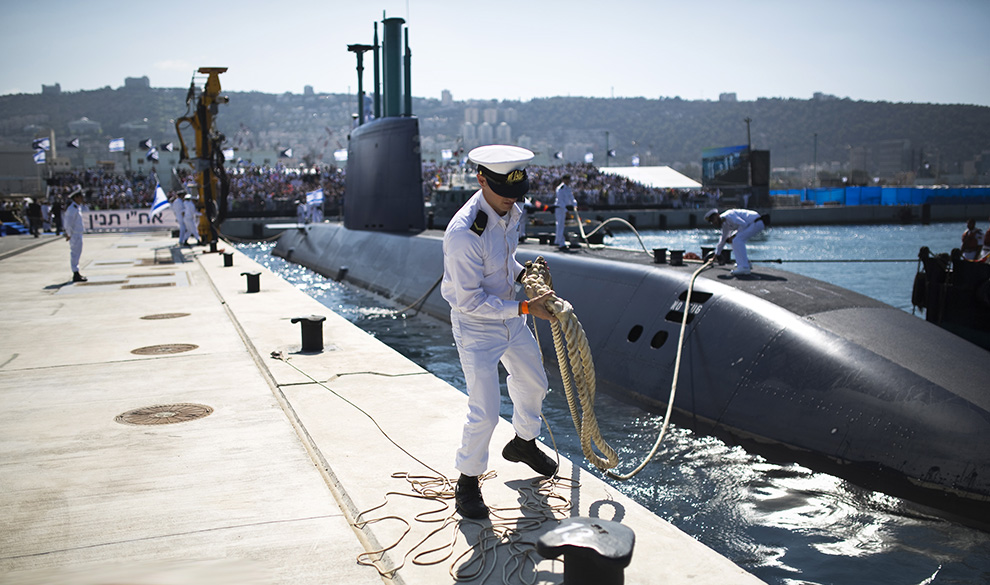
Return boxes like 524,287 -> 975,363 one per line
704,208 -> 719,220
468,144 -> 534,200
468,144 -> 534,174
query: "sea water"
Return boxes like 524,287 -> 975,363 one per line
238,221 -> 989,585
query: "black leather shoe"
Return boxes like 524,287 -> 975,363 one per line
502,436 -> 558,477
72,272 -> 87,282
455,475 -> 489,519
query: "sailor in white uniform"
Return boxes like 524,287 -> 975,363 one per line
553,175 -> 576,251
63,189 -> 87,282
441,145 -> 558,519
705,207 -> 765,275
183,194 -> 201,245
172,192 -> 188,244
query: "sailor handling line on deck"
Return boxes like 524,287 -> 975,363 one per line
705,207 -> 766,276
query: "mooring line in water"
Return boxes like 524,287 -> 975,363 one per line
754,258 -> 917,263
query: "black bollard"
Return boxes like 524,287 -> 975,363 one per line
290,315 -> 327,352
223,252 -> 234,267
719,249 -> 732,265
537,517 -> 635,585
701,246 -> 714,260
652,248 -> 667,264
209,241 -> 218,253
241,271 -> 261,293
669,249 -> 684,266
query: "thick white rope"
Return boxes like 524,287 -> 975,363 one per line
604,256 -> 713,480
523,254 -> 713,480
522,257 -> 619,472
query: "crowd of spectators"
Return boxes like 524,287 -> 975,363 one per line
425,161 -> 717,210
5,161 -> 714,223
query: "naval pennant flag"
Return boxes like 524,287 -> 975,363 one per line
151,183 -> 170,218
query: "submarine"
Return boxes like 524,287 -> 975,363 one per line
273,17 -> 990,526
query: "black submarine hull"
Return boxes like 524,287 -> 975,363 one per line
273,222 -> 990,524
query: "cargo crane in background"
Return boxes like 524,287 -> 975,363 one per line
175,67 -> 231,247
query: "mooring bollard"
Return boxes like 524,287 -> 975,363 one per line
719,249 -> 732,265
241,271 -> 261,293
701,246 -> 714,260
537,517 -> 635,585
223,252 -> 234,267
290,315 -> 327,352
652,248 -> 667,264
669,249 -> 684,266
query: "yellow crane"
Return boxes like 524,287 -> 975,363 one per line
175,67 -> 230,246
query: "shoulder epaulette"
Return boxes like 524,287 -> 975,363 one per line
470,210 -> 488,236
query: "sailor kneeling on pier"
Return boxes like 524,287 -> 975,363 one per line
441,145 -> 558,520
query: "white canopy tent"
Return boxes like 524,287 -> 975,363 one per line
599,166 -> 701,189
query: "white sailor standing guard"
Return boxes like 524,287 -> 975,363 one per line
183,193 -> 201,246
63,188 -> 87,282
705,207 -> 765,276
441,144 -> 559,520
553,175 -> 576,251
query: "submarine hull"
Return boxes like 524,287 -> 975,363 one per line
273,222 -> 990,523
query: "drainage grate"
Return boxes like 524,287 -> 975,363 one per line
123,282 -> 176,289
141,313 -> 190,320
130,343 -> 198,355
78,280 -> 129,286
115,403 -> 213,425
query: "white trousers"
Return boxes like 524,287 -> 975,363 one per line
69,234 -> 83,273
732,220 -> 764,270
451,311 -> 548,477
554,206 -> 567,247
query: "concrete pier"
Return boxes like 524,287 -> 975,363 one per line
0,232 -> 763,585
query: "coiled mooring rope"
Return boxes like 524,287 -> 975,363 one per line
521,257 -> 620,473
523,254 -> 715,480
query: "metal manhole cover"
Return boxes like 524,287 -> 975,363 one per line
130,343 -> 198,355
141,313 -> 190,320
115,403 -> 213,425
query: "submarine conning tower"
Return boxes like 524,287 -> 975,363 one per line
344,15 -> 424,232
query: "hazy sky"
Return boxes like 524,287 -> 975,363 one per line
3,0 -> 988,106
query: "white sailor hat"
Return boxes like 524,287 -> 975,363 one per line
468,144 -> 534,200
704,208 -> 719,221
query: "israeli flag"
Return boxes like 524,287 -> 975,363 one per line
306,188 -> 324,205
32,137 -> 51,151
333,149 -> 348,162
146,147 -> 159,162
584,152 -> 594,164
33,150 -> 46,164
109,137 -> 125,152
441,149 -> 453,161
151,183 -> 170,218
222,148 -> 234,160
631,155 -> 640,167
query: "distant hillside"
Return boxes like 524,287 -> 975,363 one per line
2,87 -> 988,185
